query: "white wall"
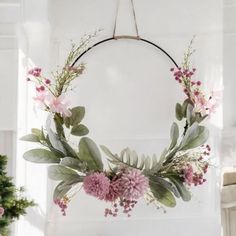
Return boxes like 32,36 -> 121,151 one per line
221,0 -> 236,167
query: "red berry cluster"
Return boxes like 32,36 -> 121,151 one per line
104,199 -> 138,218
28,67 -> 42,77
54,198 -> 68,216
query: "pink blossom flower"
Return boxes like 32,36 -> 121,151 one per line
48,95 -> 72,117
33,90 -> 48,109
0,207 -> 4,218
112,169 -> 148,200
28,67 -> 42,77
83,172 -> 110,200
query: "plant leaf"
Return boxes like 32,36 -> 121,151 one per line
46,115 -> 66,154
20,134 -> 40,143
175,103 -> 183,121
48,165 -> 81,181
168,176 -> 191,201
23,148 -> 61,163
70,106 -> 85,126
61,140 -> 79,159
186,103 -> 194,124
71,124 -> 89,136
169,122 -> 179,150
60,157 -> 83,171
53,179 -> 82,200
79,137 -> 103,171
150,176 -> 180,198
149,178 -> 176,208
180,122 -> 209,150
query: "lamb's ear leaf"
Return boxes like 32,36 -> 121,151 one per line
71,124 -> 89,136
169,122 -> 179,150
53,178 -> 83,201
149,178 -> 176,208
79,137 -> 103,171
53,181 -> 72,200
70,106 -> 85,126
20,134 -> 40,143
23,149 -> 61,163
46,115 -> 66,154
175,103 -> 183,121
168,176 -> 191,201
180,122 -> 209,150
60,157 -> 83,171
48,165 -> 81,181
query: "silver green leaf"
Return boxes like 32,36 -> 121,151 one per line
48,165 -> 82,181
180,122 -> 209,150
70,106 -> 85,126
175,103 -> 183,121
60,157 -> 83,171
71,124 -> 89,136
20,134 -> 40,143
23,148 -> 61,163
79,137 -> 103,171
168,176 -> 191,201
149,178 -> 177,208
46,115 -> 66,154
169,122 -> 179,150
186,103 -> 194,124
53,179 -> 82,200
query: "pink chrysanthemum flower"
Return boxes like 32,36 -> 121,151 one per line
0,207 -> 4,218
83,172 -> 110,200
113,169 -> 148,200
104,179 -> 120,202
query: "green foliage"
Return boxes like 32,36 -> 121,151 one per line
79,137 -> 103,171
175,103 -> 183,121
48,165 -> 82,181
179,122 -> 209,150
53,179 -> 82,201
23,149 -> 61,163
71,124 -> 89,136
0,155 -> 34,236
169,122 -> 179,150
168,176 -> 191,201
101,146 -> 163,172
149,177 -> 176,208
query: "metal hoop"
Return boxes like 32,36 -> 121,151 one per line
71,36 -> 178,67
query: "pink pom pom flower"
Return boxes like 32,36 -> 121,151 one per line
83,172 -> 110,200
113,169 -> 148,200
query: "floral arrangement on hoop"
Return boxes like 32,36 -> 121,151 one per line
21,36 -> 220,217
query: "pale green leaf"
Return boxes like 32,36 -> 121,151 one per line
175,103 -> 183,121
79,137 -> 103,171
149,178 -> 176,208
71,124 -> 89,136
169,122 -> 179,150
48,165 -> 81,181
180,122 -> 209,150
70,106 -> 85,126
20,134 -> 40,143
23,148 -> 61,163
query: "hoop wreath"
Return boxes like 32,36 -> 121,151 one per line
21,34 -> 219,217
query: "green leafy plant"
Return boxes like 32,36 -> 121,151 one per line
0,155 -> 35,236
